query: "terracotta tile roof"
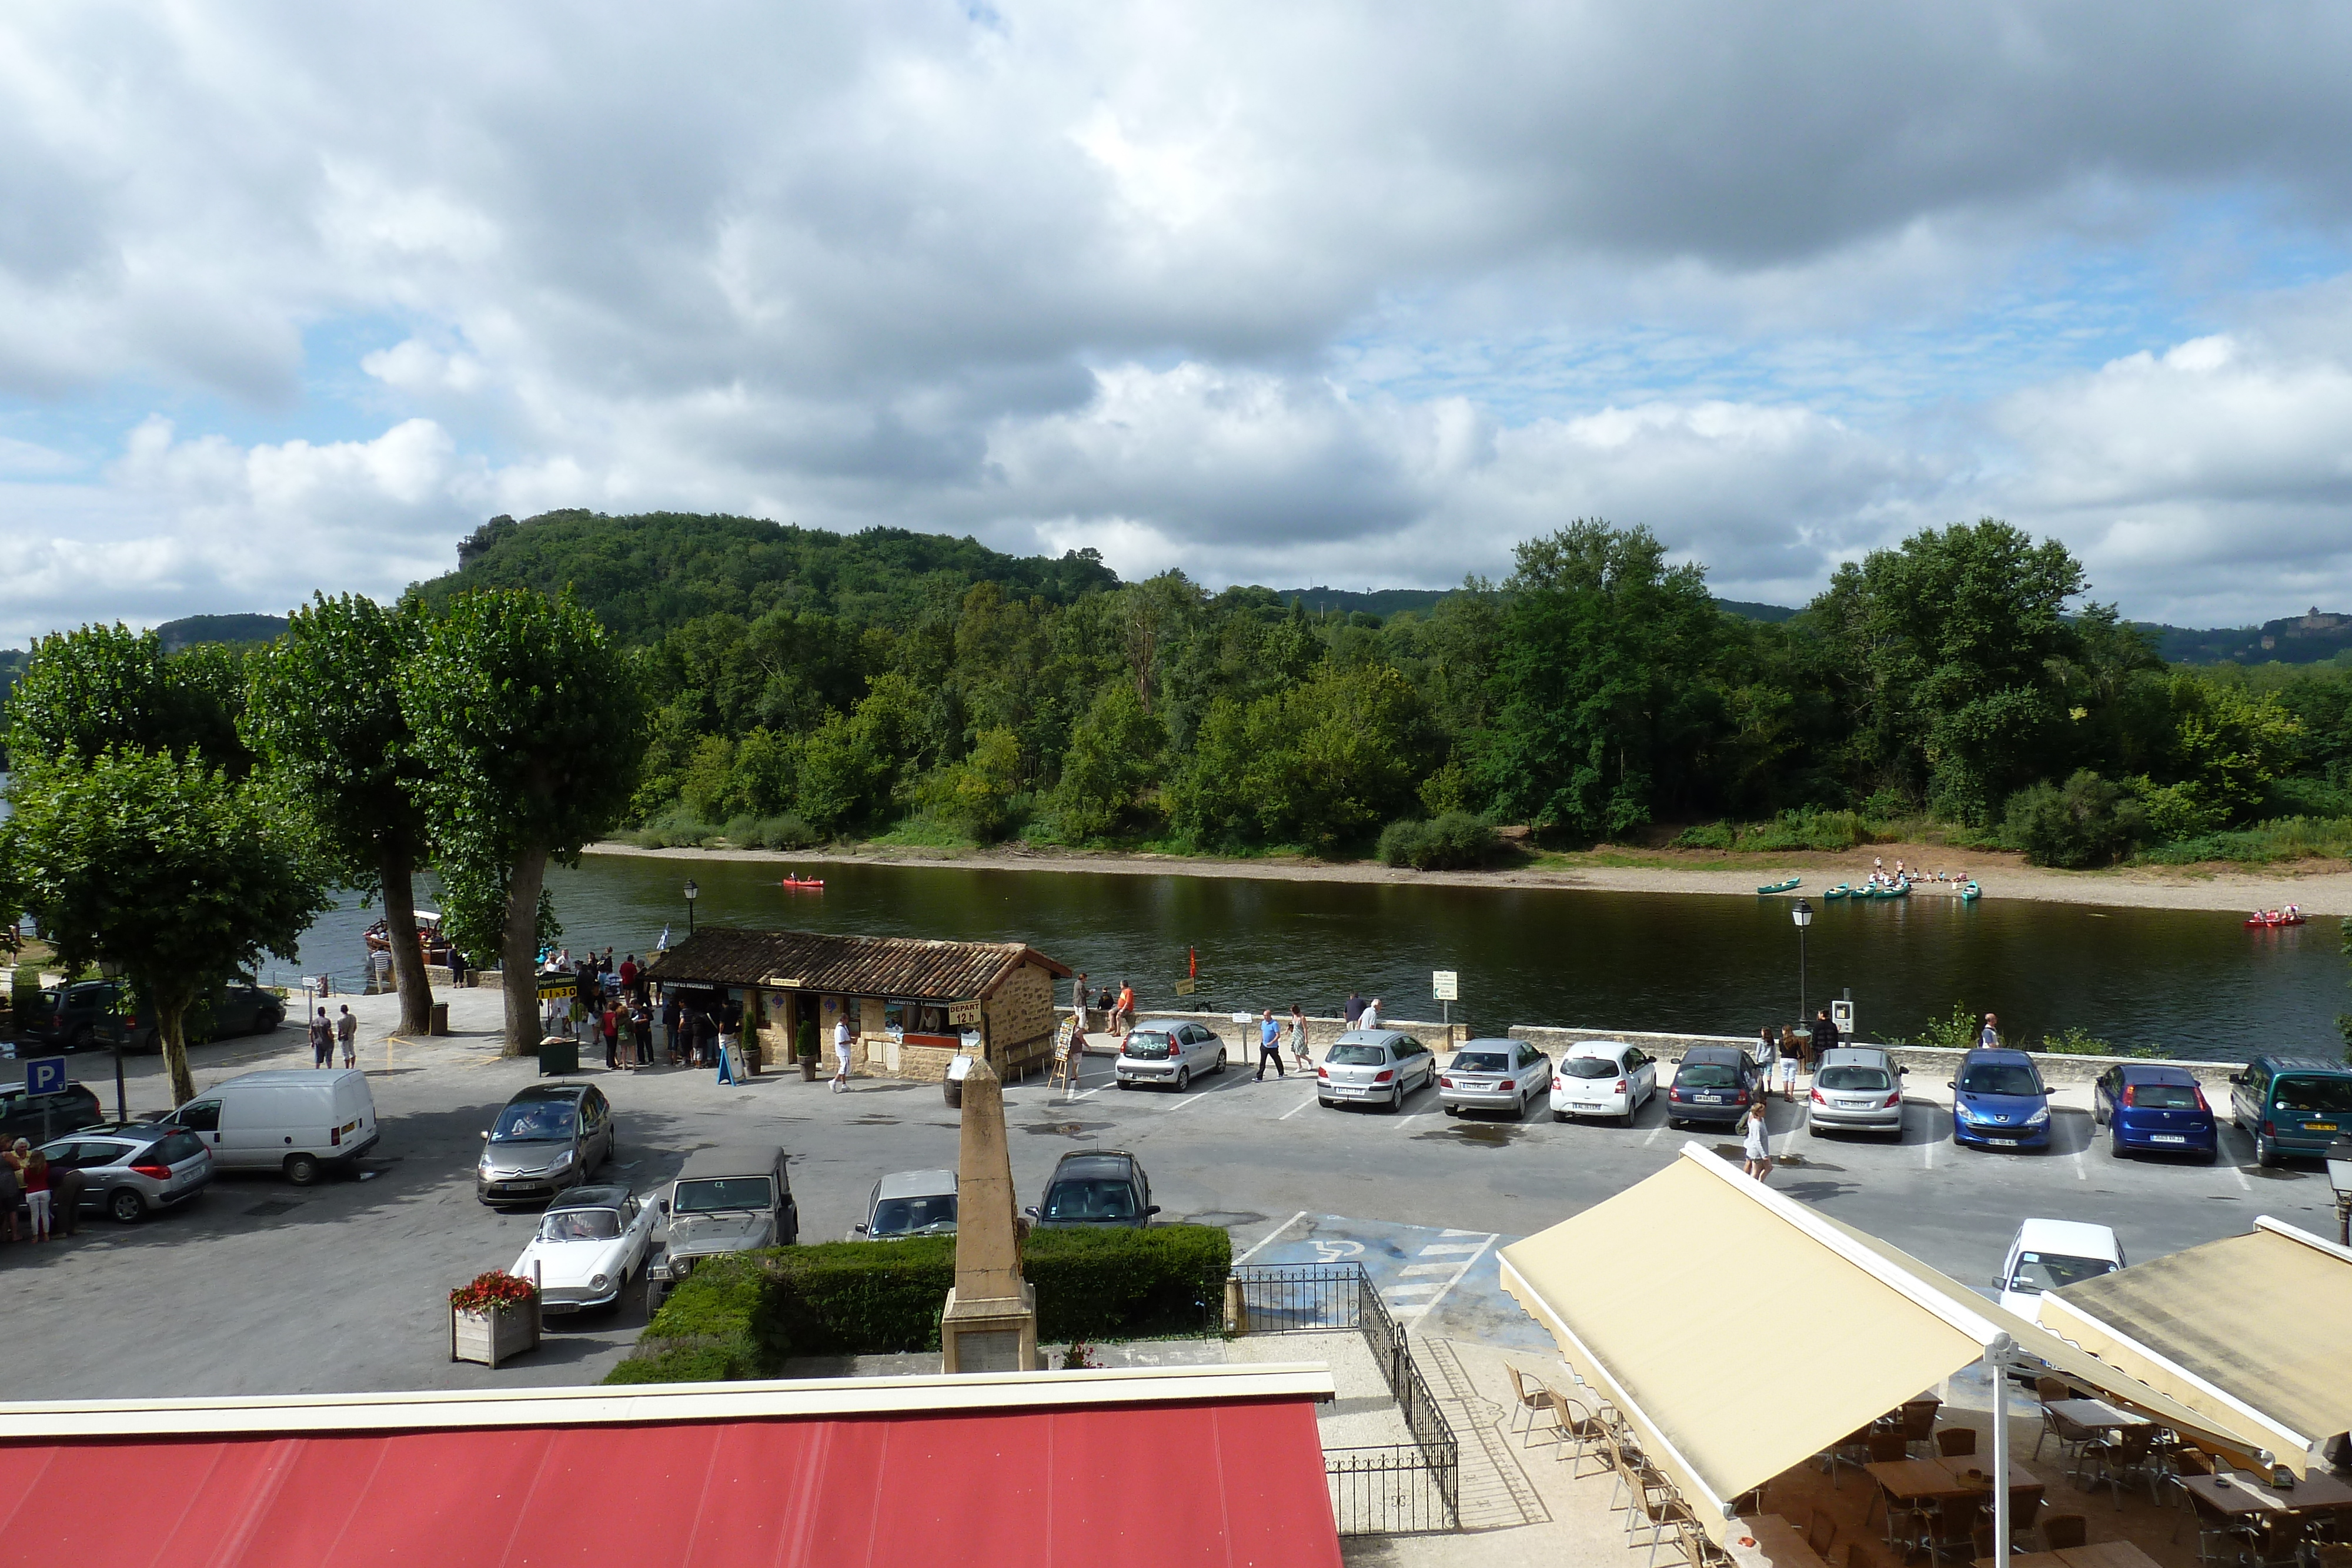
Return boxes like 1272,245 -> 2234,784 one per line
642,927 -> 1069,999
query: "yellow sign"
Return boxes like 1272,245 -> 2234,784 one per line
1173,978 -> 1198,997
763,975 -> 803,989
947,999 -> 983,1027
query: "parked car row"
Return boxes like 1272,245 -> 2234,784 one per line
12,976 -> 285,1055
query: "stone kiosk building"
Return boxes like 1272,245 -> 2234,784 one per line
643,928 -> 1071,1084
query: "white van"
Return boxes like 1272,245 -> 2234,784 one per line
161,1069 -> 379,1185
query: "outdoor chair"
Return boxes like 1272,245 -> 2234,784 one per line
1663,1501 -> 1721,1568
1546,1387 -> 1613,1479
2159,1445 -> 2213,1527
1823,1423 -> 1879,1489
1923,1499 -> 1986,1567
1869,1432 -> 1910,1465
1621,1449 -> 1679,1550
1504,1365 -> 1553,1446
1842,1541 -> 1878,1568
1897,1400 -> 1942,1459
1808,1506 -> 1840,1559
2080,1425 -> 2162,1509
1646,1496 -> 1706,1568
1935,1428 -> 1977,1459
2035,1376 -> 2073,1404
2178,1492 -> 2246,1568
2040,1513 -> 2087,1552
1973,1497 -> 2043,1562
2035,1402 -> 2097,1467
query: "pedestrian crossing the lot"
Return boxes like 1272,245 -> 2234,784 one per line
1235,1212 -> 1550,1349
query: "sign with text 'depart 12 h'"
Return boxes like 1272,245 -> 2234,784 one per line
1431,971 -> 1458,1002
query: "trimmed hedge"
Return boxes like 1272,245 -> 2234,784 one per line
601,1223 -> 1234,1382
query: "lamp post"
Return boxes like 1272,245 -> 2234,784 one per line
2327,1137 -> 2352,1246
99,957 -> 128,1123
1790,900 -> 1813,1029
684,879 -> 700,936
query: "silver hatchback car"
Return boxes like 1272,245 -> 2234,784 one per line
41,1124 -> 213,1224
1116,1019 -> 1228,1092
1438,1038 -> 1552,1118
1317,1029 -> 1438,1112
1807,1046 -> 1907,1138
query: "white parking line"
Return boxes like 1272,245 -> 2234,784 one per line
1157,1092 -> 1209,1115
1643,1121 -> 1669,1146
1278,1094 -> 1319,1121
2231,1164 -> 2250,1191
1414,1242 -> 1491,1256
2072,1146 -> 2089,1181
1398,1262 -> 1461,1277
1922,1133 -> 1935,1169
1394,1232 -> 1500,1323
1233,1211 -> 1308,1265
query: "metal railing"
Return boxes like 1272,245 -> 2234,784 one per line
1230,1262 -> 1459,1535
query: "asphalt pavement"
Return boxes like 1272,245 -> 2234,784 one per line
4,992 -> 2336,1400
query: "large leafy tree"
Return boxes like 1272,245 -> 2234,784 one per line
244,594 -> 439,1035
8,623 -> 249,771
398,591 -> 647,1053
1810,520 -> 2083,823
1478,521 -> 1723,839
9,749 -> 329,1108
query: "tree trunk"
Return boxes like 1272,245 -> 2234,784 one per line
500,845 -> 549,1056
379,847 -> 435,1038
158,999 -> 198,1109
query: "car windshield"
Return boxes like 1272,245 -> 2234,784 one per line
1962,1063 -> 2042,1097
542,1209 -> 622,1242
1041,1178 -> 1139,1222
1124,1031 -> 1176,1059
674,1176 -> 773,1214
870,1194 -> 958,1236
1328,1044 -> 1387,1065
490,1102 -> 577,1142
1677,1063 -> 1738,1088
2009,1251 -> 2117,1293
1563,1056 -> 1621,1079
2130,1081 -> 2201,1110
1819,1066 -> 1892,1091
1451,1052 -> 1509,1072
2274,1076 -> 2352,1114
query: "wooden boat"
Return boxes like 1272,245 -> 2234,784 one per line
1824,884 -> 1850,900
779,876 -> 826,890
1756,877 -> 1802,895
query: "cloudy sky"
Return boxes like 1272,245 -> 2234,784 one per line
4,3 -> 2351,639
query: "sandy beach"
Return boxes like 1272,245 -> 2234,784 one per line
586,838 -> 2352,917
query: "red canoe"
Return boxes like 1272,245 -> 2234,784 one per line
780,877 -> 826,890
2244,913 -> 2306,928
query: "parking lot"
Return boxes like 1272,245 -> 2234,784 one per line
6,992 -> 2340,1399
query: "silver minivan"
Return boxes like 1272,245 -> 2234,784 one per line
1806,1046 -> 1907,1137
1116,1018 -> 1228,1092
1317,1029 -> 1437,1112
1438,1038 -> 1552,1118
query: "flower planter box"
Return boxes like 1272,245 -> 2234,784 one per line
450,1300 -> 541,1368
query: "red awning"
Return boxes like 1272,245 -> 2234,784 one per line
0,1396 -> 1338,1567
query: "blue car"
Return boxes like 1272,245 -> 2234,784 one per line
2093,1063 -> 2218,1162
1949,1049 -> 2053,1150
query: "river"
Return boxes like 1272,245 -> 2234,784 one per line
278,855 -> 2346,1064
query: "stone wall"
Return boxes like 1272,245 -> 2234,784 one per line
987,961 -> 1059,1079
1059,1007 -> 1466,1060
1502,1023 -> 2237,1086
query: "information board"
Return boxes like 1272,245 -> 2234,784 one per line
1431,970 -> 1458,1002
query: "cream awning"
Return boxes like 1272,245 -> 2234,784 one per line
2037,1216 -> 2352,1473
1499,1145 -> 2278,1537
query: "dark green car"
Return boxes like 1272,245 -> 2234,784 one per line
16,978 -> 284,1055
2229,1054 -> 2352,1165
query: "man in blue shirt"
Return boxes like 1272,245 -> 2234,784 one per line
1256,1010 -> 1285,1081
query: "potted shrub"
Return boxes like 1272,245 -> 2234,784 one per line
449,1268 -> 541,1368
797,1018 -> 819,1081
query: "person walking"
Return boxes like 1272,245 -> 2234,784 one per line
1979,1013 -> 2003,1049
1812,1005 -> 1840,1056
1342,991 -> 1365,1029
1776,1025 -> 1803,1102
1359,997 -> 1382,1031
1288,1004 -> 1312,1072
716,1012 -> 740,1082
1742,1101 -> 1773,1182
0,1142 -> 20,1244
601,1002 -> 622,1069
831,1011 -> 853,1091
20,1142 -> 51,1242
335,1005 -> 358,1068
1112,981 -> 1135,1036
309,1008 -> 335,1068
1753,1024 -> 1779,1081
1072,972 -> 1090,1035
630,1002 -> 652,1070
1255,1010 -> 1285,1080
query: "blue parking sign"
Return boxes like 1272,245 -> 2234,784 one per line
24,1056 -> 68,1095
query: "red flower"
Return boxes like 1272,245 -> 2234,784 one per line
449,1269 -> 539,1312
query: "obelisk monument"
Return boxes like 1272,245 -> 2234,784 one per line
938,1053 -> 1038,1372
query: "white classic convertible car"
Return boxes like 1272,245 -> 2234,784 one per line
507,1183 -> 662,1312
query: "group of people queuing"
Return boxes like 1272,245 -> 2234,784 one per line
0,1138 -> 77,1245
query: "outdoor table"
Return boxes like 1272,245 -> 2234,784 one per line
1728,1513 -> 1829,1568
1870,1457 -> 2044,1531
2043,1399 -> 2151,1434
2183,1472 -> 2352,1518
1976,1544 -> 2161,1568
1936,1455 -> 2045,1502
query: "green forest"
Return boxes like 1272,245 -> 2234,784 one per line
409,509 -> 2352,871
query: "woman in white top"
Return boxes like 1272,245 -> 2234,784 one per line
1287,1004 -> 1312,1071
1742,1102 -> 1772,1182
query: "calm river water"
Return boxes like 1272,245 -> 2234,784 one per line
280,855 -> 2345,1064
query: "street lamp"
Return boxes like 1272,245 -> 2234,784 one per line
98,957 -> 128,1123
684,878 -> 700,935
2327,1137 -> 2352,1246
1790,900 -> 1813,1029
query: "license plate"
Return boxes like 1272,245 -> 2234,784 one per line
1700,1094 -> 1726,1103
2151,1134 -> 2186,1145
1459,1081 -> 1493,1091
2310,1123 -> 2338,1132
1839,1099 -> 1873,1109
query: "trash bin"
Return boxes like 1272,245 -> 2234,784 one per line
540,1036 -> 580,1076
429,1001 -> 450,1036
945,1052 -> 974,1109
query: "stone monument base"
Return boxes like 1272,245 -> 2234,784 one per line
941,1283 -> 1039,1374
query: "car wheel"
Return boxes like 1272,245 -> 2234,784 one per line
1212,1051 -> 1227,1076
1174,1067 -> 1191,1094
1553,1108 -> 1568,1123
645,1278 -> 668,1316
1806,1116 -> 1820,1138
285,1152 -> 321,1186
1117,1079 -> 1132,1091
1384,1084 -> 1403,1114
66,1024 -> 95,1054
2256,1135 -> 2278,1168
1443,1104 -> 1459,1116
2197,1146 -> 2218,1165
259,1008 -> 282,1032
108,1187 -> 146,1224
2110,1129 -> 2128,1159
1319,1097 -> 1335,1108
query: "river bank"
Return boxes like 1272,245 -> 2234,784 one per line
584,838 -> 2352,916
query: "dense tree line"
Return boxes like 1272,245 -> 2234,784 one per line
426,510 -> 2352,867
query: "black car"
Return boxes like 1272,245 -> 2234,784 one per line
15,978 -> 283,1055
1026,1149 -> 1158,1229
0,1079 -> 106,1148
1663,1046 -> 1760,1129
476,1082 -> 617,1205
